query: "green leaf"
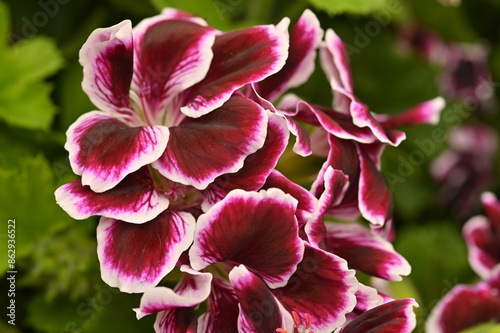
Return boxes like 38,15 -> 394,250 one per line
6,37 -> 64,83
0,16 -> 64,130
0,154 -> 71,274
306,0 -> 389,15
461,322 -> 500,333
0,81 -> 57,130
0,121 -> 66,170
0,1 -> 9,51
20,223 -> 98,302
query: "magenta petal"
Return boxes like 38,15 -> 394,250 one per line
132,19 -> 217,122
291,98 -> 377,144
258,9 -> 323,101
310,135 -> 360,221
55,167 -> 169,223
65,111 -> 169,192
263,170 -> 317,227
463,215 -> 499,279
362,142 -> 386,170
329,85 -> 406,146
320,29 -> 354,114
134,266 -> 212,317
154,95 -> 267,190
483,192 -> 500,224
487,266 -> 500,290
380,97 -> 445,129
182,24 -> 288,117
273,244 -> 358,332
351,283 -> 385,316
199,278 -> 239,333
189,188 -> 304,289
344,88 -> 406,146
97,211 -> 195,293
357,145 -> 392,227
320,28 -> 353,91
154,308 -> 197,333
426,284 -> 500,333
305,167 -> 349,247
229,265 -> 286,332
322,222 -> 411,281
202,113 -> 289,209
312,135 -> 359,198
341,299 -> 418,333
284,116 -> 312,156
482,192 -> 500,246
320,29 -> 407,146
79,21 -> 135,119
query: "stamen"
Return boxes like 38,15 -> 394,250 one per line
276,329 -> 288,333
286,311 -> 315,333
292,311 -> 301,328
165,182 -> 187,201
305,314 -> 312,329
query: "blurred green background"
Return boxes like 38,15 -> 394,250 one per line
1,0 -> 499,332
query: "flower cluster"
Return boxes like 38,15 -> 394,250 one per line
55,8 -> 445,332
426,192 -> 500,332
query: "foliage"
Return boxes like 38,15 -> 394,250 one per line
307,0 -> 389,15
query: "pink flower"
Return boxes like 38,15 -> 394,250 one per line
55,8 -> 290,292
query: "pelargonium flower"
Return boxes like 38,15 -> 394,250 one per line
337,298 -> 418,333
396,25 -> 448,64
311,28 -> 444,228
263,165 -> 411,282
53,6 -> 423,332
55,8 -> 291,292
271,26 -> 445,228
246,8 -> 324,157
304,105 -> 445,231
135,188 -> 358,332
432,124 -> 497,220
463,192 -> 500,279
425,266 -> 500,333
438,43 -> 495,114
426,192 -> 500,332
62,8 -> 288,193
345,282 -> 388,321
241,12 -> 445,229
